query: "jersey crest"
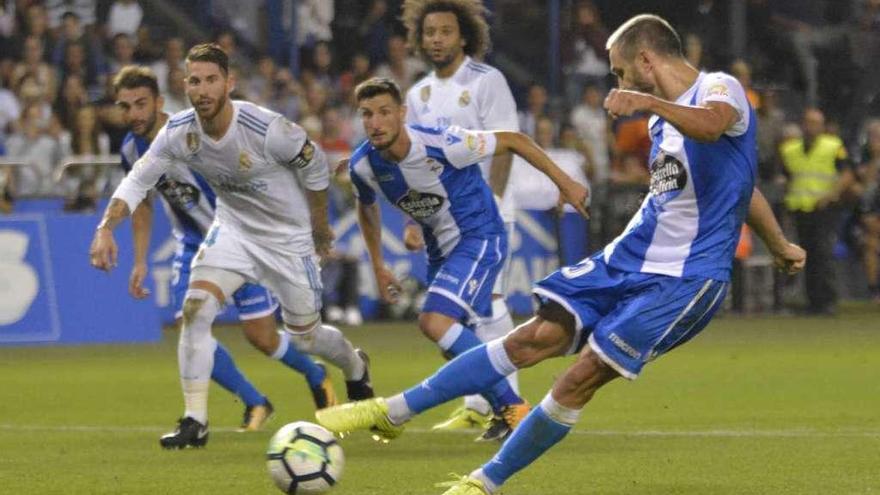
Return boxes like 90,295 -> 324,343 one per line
420,85 -> 431,102
186,132 -> 200,154
238,150 -> 253,172
458,90 -> 471,107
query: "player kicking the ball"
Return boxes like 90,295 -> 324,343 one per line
316,15 -> 805,494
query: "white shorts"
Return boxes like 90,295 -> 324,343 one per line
491,221 -> 515,296
192,223 -> 322,326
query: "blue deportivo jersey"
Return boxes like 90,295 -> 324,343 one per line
349,125 -> 505,262
119,128 -> 216,246
603,72 -> 757,281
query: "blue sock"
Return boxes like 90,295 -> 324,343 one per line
272,331 -> 325,388
211,342 -> 266,407
481,403 -> 573,488
403,341 -> 519,414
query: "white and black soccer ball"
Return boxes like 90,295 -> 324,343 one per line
266,421 -> 344,494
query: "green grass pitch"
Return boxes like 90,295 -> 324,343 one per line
1,307 -> 878,494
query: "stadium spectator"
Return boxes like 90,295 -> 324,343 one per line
12,36 -> 57,103
297,0 -> 334,49
338,51 -> 373,97
358,0 -> 391,65
517,83 -> 548,138
561,0 -> 609,106
50,12 -> 104,84
5,102 -> 64,196
570,84 -> 610,185
106,33 -> 136,76
64,105 -> 109,211
160,65 -> 188,114
245,55 -> 277,107
106,0 -> 143,37
0,72 -> 20,142
781,108 -> 855,314
373,34 -> 427,92
683,32 -> 704,69
45,0 -> 96,29
132,25 -> 161,62
730,59 -> 760,109
268,67 -> 303,122
14,3 -> 53,60
854,119 -> 880,301
54,74 -> 88,132
770,0 -> 851,107
150,37 -> 184,93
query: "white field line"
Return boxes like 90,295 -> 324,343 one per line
0,424 -> 878,438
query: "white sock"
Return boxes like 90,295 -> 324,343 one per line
540,392 -> 582,426
288,323 -> 365,380
470,469 -> 500,494
270,330 -> 290,360
178,289 -> 220,424
477,299 -> 519,391
385,393 -> 413,425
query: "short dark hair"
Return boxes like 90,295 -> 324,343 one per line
355,77 -> 403,104
185,43 -> 229,75
606,14 -> 682,60
113,65 -> 159,97
402,0 -> 492,60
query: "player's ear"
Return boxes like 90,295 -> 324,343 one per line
399,103 -> 407,120
155,95 -> 165,112
226,71 -> 236,94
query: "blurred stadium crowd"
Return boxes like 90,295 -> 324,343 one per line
0,0 -> 878,314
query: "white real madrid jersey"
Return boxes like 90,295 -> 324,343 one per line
406,56 -> 519,221
113,100 -> 330,254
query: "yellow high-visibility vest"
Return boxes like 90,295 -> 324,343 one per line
781,134 -> 847,212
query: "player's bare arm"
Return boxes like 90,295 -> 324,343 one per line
604,89 -> 738,142
493,131 -> 591,218
747,187 -> 806,274
356,201 -> 400,303
305,187 -> 334,259
487,152 -> 513,199
129,195 -> 153,298
89,198 -> 132,272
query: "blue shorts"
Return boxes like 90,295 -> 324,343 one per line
171,244 -> 279,321
534,254 -> 728,379
423,234 -> 507,324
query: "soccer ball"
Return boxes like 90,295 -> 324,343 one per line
266,421 -> 344,494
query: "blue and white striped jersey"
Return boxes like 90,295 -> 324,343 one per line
406,56 -> 520,221
349,125 -> 505,261
119,130 -> 216,246
603,72 -> 757,281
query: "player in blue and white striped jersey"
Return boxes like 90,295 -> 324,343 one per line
335,77 -> 587,442
402,0 -> 523,435
315,16 -> 805,495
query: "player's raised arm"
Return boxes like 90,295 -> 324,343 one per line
442,126 -> 590,218
477,70 -> 519,199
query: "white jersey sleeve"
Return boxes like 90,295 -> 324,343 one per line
477,70 -> 519,131
112,124 -> 176,214
698,72 -> 750,137
440,125 -> 497,169
266,117 -> 330,191
405,85 -> 421,125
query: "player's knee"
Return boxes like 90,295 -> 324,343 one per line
181,297 -> 206,326
503,320 -> 568,368
559,351 -> 618,401
417,313 -> 449,342
243,319 -> 278,355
